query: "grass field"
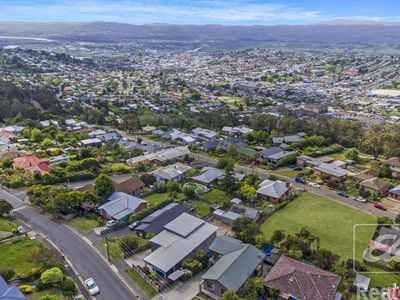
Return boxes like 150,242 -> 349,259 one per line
0,217 -> 17,232
100,235 -> 149,262
144,192 -> 184,207
126,269 -> 158,298
69,217 -> 101,234
0,237 -> 45,275
261,192 -> 376,261
274,168 -> 299,178
199,188 -> 230,205
260,192 -> 400,287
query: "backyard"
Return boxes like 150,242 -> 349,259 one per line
144,192 -> 184,207
69,217 -> 101,234
126,268 -> 158,298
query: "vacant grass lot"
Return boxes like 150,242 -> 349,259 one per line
217,96 -> 246,106
126,268 -> 158,298
100,235 -> 149,262
69,217 -> 101,234
0,217 -> 17,232
199,188 -> 230,205
261,192 -> 376,261
0,237 -> 45,275
260,192 -> 400,287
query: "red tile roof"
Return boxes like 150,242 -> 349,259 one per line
13,155 -> 50,174
265,256 -> 341,300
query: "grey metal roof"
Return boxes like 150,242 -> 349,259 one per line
164,213 -> 204,237
315,163 -> 348,177
144,214 -> 217,273
192,167 -> 224,184
209,236 -> 245,255
202,237 -> 265,291
268,150 -> 296,160
257,180 -> 289,198
260,147 -> 282,157
389,185 -> 400,196
99,192 -> 147,219
152,162 -> 192,181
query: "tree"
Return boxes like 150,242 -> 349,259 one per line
120,235 -> 139,251
216,158 -> 234,170
226,145 -> 238,159
395,214 -> 400,225
380,164 -> 392,178
30,128 -> 43,142
0,200 -> 12,217
219,165 -> 239,194
238,184 -> 256,201
40,267 -> 63,286
61,276 -> 77,296
94,174 -> 115,198
166,181 -> 182,193
140,174 -> 156,187
122,113 -> 141,133
243,277 -> 264,299
40,296 -> 59,300
360,126 -> 385,160
389,256 -> 400,271
314,249 -> 339,271
345,148 -> 360,162
220,290 -> 240,300
270,229 -> 286,246
183,185 -> 196,200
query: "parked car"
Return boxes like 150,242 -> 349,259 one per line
17,225 -> 26,234
374,203 -> 387,211
289,165 -> 301,171
106,220 -> 119,228
337,191 -> 349,198
85,278 -> 100,296
129,221 -> 140,230
354,196 -> 367,203
308,182 -> 321,189
295,177 -> 306,184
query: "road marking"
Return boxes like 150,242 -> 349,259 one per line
11,206 -> 27,212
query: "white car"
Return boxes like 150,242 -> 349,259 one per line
308,182 -> 321,189
106,220 -> 119,228
354,196 -> 367,203
85,278 -> 100,296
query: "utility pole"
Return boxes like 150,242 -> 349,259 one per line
105,235 -> 111,261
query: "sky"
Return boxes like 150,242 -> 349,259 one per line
0,0 -> 400,25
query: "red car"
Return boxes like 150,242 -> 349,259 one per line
374,203 -> 387,211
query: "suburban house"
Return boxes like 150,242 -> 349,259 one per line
79,138 -> 102,148
265,150 -> 296,165
152,162 -> 192,183
383,157 -> 400,177
217,137 -> 247,151
212,199 -> 260,225
48,155 -> 70,165
192,167 -> 225,187
257,179 -> 291,203
97,192 -> 147,223
389,185 -> 400,201
272,133 -> 305,145
259,147 -> 283,162
96,132 -> 122,143
192,167 -> 245,187
135,203 -> 187,238
221,126 -> 253,136
359,177 -> 390,197
191,128 -> 219,141
203,139 -> 220,152
200,236 -> 265,299
0,275 -> 25,300
297,155 -> 325,168
237,146 -> 257,159
144,213 -> 217,279
13,155 -> 50,175
115,176 -> 145,195
126,147 -> 190,166
264,255 -> 341,300
354,169 -> 379,182
314,163 -> 348,181
0,148 -> 25,161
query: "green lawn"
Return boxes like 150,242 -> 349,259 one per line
100,235 -> 149,262
199,188 -> 230,205
126,268 -> 158,298
274,169 -> 299,178
261,192 -> 376,261
217,96 -> 246,106
0,237 -> 45,275
69,217 -> 101,234
0,217 -> 17,232
144,192 -> 184,207
260,192 -> 400,287
26,288 -> 66,300
192,200 -> 211,218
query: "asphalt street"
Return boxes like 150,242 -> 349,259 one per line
0,188 -> 139,300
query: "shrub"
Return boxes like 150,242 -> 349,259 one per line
40,267 -> 63,287
182,259 -> 203,275
0,268 -> 15,281
61,276 -> 77,296
40,295 -> 58,300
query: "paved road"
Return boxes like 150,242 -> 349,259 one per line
190,153 -> 396,219
0,188 -> 139,300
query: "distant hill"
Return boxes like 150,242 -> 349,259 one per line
1,21 -> 400,48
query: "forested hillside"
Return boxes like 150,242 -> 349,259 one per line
0,80 -> 61,120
